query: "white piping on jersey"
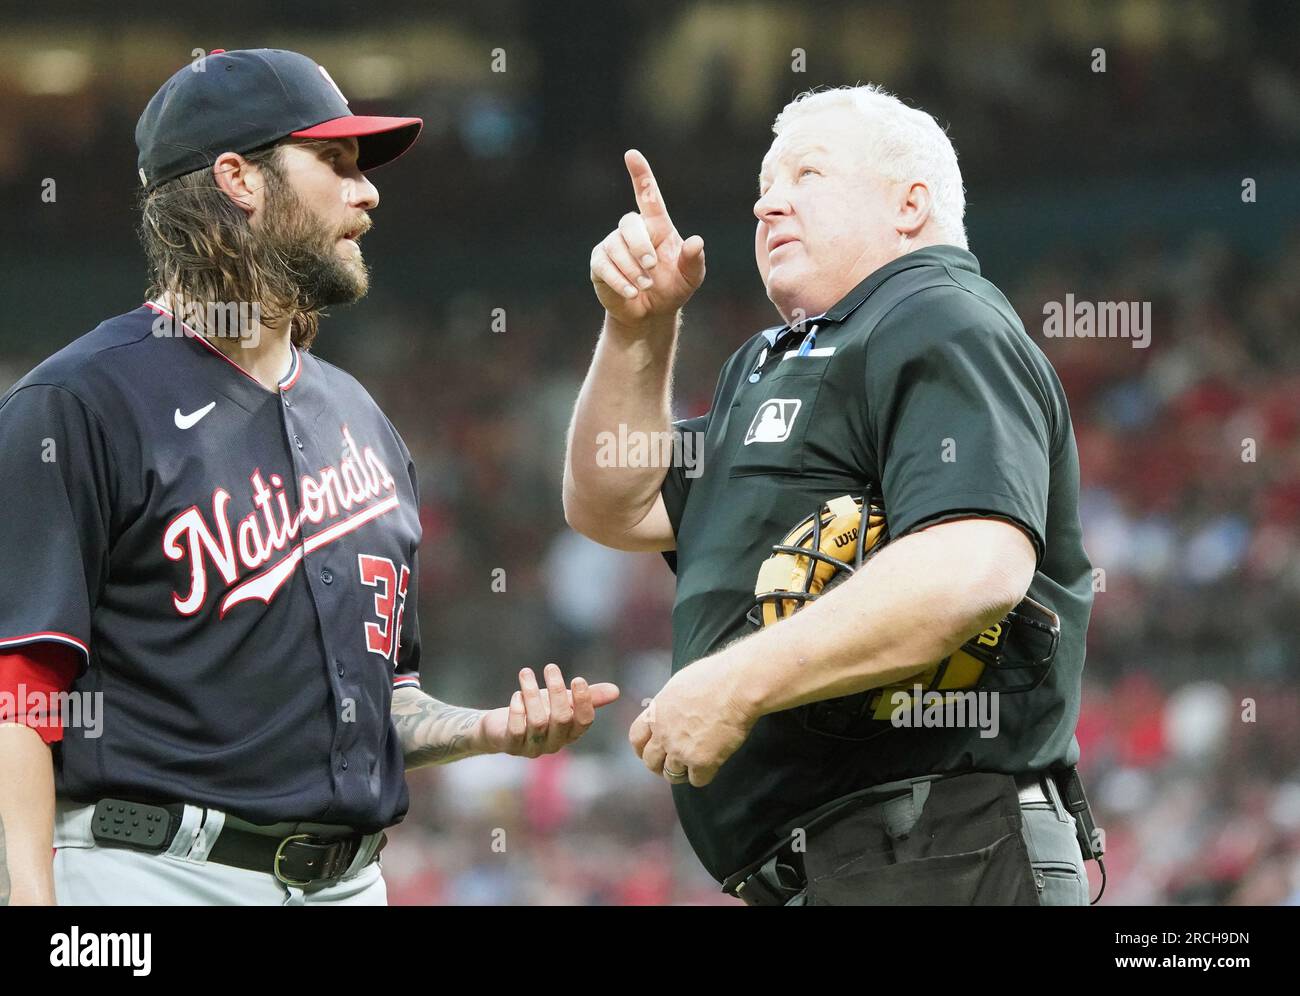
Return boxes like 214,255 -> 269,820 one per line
0,631 -> 90,663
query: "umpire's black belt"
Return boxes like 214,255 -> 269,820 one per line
89,798 -> 385,887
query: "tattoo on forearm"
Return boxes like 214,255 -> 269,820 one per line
0,813 -> 10,906
391,689 -> 484,769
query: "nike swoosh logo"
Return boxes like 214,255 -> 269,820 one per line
174,401 -> 217,429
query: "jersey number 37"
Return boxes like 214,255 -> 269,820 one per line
358,554 -> 410,663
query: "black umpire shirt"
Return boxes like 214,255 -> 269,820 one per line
660,246 -> 1094,882
0,304 -> 422,833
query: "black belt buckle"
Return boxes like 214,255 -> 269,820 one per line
90,798 -> 174,852
274,833 -> 358,887
731,852 -> 806,906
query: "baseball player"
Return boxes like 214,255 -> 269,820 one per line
0,48 -> 617,907
564,84 -> 1097,904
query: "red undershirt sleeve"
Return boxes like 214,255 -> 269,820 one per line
0,643 -> 82,745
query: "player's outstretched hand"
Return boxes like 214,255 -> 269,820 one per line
480,663 -> 620,758
590,149 -> 706,328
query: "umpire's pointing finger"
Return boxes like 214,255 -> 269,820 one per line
625,149 -> 670,221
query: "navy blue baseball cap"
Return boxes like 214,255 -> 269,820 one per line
135,48 -> 422,190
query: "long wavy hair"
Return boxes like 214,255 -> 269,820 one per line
137,141 -> 322,349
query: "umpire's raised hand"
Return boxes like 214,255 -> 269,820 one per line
589,150 -> 706,326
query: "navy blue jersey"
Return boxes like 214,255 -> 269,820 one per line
0,303 -> 422,832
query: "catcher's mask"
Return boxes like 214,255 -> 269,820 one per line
749,494 -> 1061,741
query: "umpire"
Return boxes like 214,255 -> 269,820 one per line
564,85 -> 1097,905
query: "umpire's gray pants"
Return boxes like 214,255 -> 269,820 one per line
1018,773 -> 1092,905
53,799 -> 388,906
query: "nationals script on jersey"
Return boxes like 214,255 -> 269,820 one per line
166,424 -> 399,617
0,304 -> 423,831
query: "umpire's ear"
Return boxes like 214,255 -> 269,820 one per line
211,150 -> 261,217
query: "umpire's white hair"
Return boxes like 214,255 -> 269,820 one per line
773,85 -> 968,249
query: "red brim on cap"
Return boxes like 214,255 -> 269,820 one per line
290,115 -> 423,171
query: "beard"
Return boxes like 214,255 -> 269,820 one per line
251,181 -> 370,313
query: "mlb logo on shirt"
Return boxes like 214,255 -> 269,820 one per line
744,399 -> 802,445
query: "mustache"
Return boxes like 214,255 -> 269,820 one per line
340,216 -> 373,241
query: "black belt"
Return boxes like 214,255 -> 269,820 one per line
89,798 -> 385,887
723,771 -> 1052,906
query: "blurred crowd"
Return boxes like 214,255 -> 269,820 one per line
8,1 -> 1300,290
331,229 -> 1300,905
